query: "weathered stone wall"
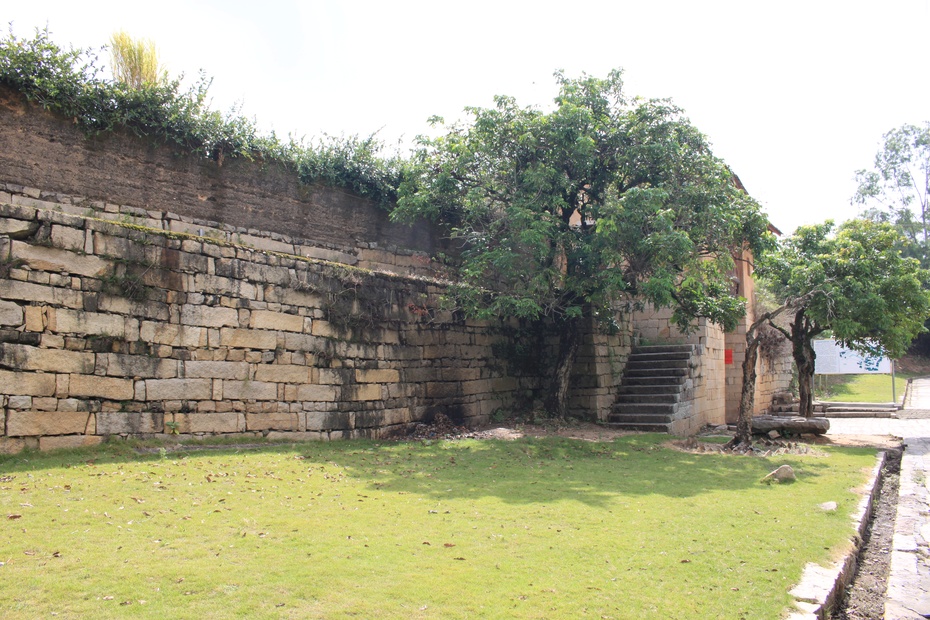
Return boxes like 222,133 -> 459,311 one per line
0,85 -> 445,279
569,314 -> 630,420
0,194 -> 567,452
0,87 -> 632,451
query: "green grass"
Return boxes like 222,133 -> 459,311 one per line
0,436 -> 877,619
816,372 -> 913,403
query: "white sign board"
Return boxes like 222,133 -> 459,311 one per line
813,339 -> 891,375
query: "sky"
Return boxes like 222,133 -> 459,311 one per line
6,0 -> 930,235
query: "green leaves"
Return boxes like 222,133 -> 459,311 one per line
854,122 -> 930,266
393,69 -> 769,331
762,219 -> 930,359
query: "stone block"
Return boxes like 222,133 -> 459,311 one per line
282,332 -> 319,352
266,431 -> 323,441
0,300 -> 23,327
184,360 -> 249,380
69,375 -> 134,400
223,380 -> 278,401
245,412 -> 300,431
426,382 -> 461,398
8,395 -> 32,409
0,437 -> 27,454
0,343 -> 95,374
33,397 -> 58,411
180,305 -> 239,328
264,286 -> 323,308
101,353 -> 177,379
145,378 -> 213,401
50,224 -> 86,252
302,246 -> 358,265
38,435 -> 103,451
23,305 -> 46,331
7,410 -> 94,436
171,412 -> 244,434
238,233 -> 295,254
254,364 -> 310,383
296,384 -> 338,401
55,398 -> 84,412
310,320 -> 337,338
0,279 -> 83,308
97,411 -> 164,434
317,369 -> 349,384
346,384 -> 382,401
355,369 -> 400,383
140,322 -> 207,347
11,240 -> 108,277
250,310 -> 304,332
51,309 -> 126,337
219,328 -> 277,350
0,370 -> 56,396
0,218 -> 40,238
461,379 -> 493,396
191,274 -> 254,299
305,411 -> 353,431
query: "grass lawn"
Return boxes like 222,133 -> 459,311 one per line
0,435 -> 877,619
816,372 -> 912,403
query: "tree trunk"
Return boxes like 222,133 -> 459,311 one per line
545,314 -> 583,418
734,333 -> 761,445
791,315 -> 817,418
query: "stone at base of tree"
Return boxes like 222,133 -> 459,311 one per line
762,464 -> 796,483
768,430 -> 781,440
752,415 -> 830,436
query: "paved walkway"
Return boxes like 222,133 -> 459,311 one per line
827,377 -> 930,619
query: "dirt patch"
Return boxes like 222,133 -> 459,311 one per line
403,413 -> 637,442
832,446 -> 902,619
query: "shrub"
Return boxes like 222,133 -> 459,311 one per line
0,27 -> 400,206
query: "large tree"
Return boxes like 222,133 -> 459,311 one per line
748,219 -> 929,424
854,122 -> 930,266
393,70 -> 771,417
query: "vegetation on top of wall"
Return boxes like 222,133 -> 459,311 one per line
0,27 -> 402,207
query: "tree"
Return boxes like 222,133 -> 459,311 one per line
854,122 -> 930,266
392,70 -> 772,417
747,219 -> 930,424
109,30 -> 163,88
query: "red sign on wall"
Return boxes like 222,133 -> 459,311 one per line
724,349 -> 733,365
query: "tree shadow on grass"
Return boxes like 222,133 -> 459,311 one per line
0,434 -> 876,509
326,435 -> 873,508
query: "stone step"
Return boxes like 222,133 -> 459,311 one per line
616,384 -> 681,395
612,403 -> 677,415
632,345 -> 695,355
624,367 -> 689,378
614,393 -> 680,404
620,376 -> 684,387
627,351 -> 692,362
625,359 -> 691,370
607,412 -> 673,424
605,421 -> 671,432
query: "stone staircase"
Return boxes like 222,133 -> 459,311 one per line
607,344 -> 696,433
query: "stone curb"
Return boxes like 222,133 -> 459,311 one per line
885,437 -> 930,619
787,450 -> 887,619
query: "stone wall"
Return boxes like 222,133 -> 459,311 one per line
0,85 -> 445,279
0,181 -> 636,452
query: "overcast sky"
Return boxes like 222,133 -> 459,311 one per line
7,0 -> 930,234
